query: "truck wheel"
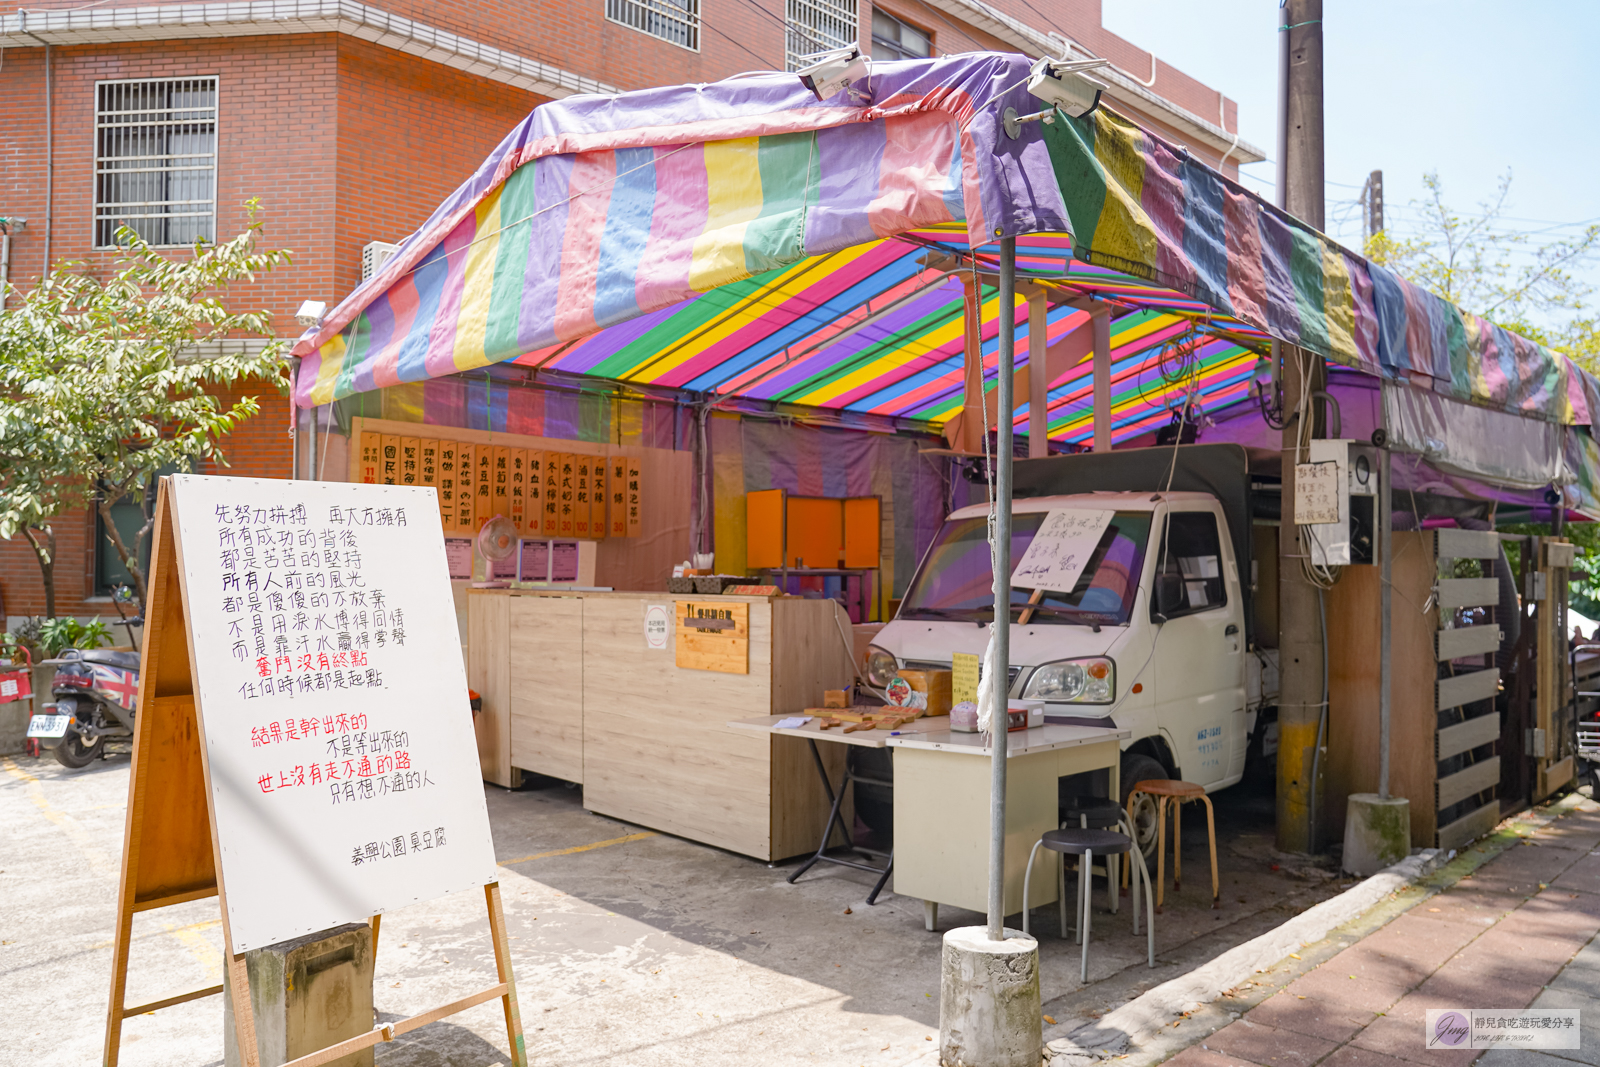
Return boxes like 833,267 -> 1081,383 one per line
1120,753 -> 1168,859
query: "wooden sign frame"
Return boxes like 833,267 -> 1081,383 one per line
103,480 -> 527,1067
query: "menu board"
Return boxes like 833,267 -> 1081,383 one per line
165,474 -> 497,952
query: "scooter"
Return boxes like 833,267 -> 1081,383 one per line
28,587 -> 144,769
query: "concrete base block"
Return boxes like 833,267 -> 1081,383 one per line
939,925 -> 1041,1067
224,922 -> 375,1067
1342,793 -> 1411,877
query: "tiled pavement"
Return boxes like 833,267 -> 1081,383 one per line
1163,805 -> 1600,1067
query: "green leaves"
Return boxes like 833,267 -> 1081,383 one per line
0,202 -> 293,609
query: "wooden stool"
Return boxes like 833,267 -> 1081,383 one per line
1127,779 -> 1218,911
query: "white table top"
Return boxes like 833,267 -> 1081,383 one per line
885,722 -> 1130,757
726,714 -> 947,749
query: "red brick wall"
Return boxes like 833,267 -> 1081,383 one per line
330,38 -> 544,299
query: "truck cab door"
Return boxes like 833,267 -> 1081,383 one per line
1149,508 -> 1247,788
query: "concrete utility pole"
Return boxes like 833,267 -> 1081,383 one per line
1361,170 -> 1384,244
1276,0 -> 1328,855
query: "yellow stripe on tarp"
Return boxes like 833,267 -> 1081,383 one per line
626,244 -> 878,382
310,335 -> 348,407
688,138 -> 765,294
790,291 -> 1004,408
451,186 -> 505,371
1090,122 -> 1158,271
1322,244 -> 1357,367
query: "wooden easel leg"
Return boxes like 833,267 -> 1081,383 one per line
228,951 -> 261,1067
102,894 -> 135,1067
370,913 -> 382,958
485,882 -> 528,1067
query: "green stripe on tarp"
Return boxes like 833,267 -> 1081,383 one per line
484,162 -> 541,361
744,133 -> 818,276
1043,113 -> 1108,259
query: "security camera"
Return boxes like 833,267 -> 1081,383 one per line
295,300 -> 327,328
1025,56 -> 1110,117
796,47 -> 868,101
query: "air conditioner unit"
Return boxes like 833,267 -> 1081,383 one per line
362,241 -> 400,281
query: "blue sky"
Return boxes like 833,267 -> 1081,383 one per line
1101,0 -> 1600,324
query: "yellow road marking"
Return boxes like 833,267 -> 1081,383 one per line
499,831 -> 657,867
2,756 -> 118,877
164,920 -> 224,982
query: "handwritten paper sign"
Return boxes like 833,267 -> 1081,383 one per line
166,474 -> 497,952
1010,509 -> 1114,593
1294,461 -> 1342,525
951,651 -> 980,705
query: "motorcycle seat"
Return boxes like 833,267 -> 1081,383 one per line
77,648 -> 142,671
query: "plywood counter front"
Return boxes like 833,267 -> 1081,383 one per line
468,589 -> 854,861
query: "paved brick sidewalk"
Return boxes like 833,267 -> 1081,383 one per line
1165,804 -> 1600,1067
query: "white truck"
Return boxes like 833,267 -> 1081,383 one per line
865,445 -> 1283,853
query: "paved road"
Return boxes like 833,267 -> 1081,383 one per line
1,750 -> 1342,1067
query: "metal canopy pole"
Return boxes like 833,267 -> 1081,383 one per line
986,237 -> 1017,941
1378,438 -> 1392,799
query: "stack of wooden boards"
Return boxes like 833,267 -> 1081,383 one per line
803,667 -> 955,734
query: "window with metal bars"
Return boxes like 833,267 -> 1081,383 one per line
786,0 -> 858,71
94,77 -> 217,248
605,0 -> 700,50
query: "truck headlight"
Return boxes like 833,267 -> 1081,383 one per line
864,647 -> 898,689
1023,657 -> 1114,703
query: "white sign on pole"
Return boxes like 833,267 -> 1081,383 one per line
1010,509 -> 1115,593
1294,460 -> 1342,526
166,474 -> 498,952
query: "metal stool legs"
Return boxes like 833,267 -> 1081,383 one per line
1022,827 -> 1155,976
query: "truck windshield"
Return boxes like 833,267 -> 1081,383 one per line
899,510 -> 1152,626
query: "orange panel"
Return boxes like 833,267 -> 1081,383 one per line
843,497 -> 881,569
786,496 -> 843,569
746,489 -> 785,570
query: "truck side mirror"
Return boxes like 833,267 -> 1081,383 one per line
1152,574 -> 1185,621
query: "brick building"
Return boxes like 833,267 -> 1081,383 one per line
0,0 -> 1261,621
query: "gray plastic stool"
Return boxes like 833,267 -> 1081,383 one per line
1023,826 -> 1155,981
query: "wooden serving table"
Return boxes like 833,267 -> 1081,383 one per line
468,588 -> 854,862
886,723 -> 1129,929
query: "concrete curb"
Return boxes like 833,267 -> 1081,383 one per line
1054,848 -> 1444,1057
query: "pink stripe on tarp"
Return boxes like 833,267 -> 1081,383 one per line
362,273 -> 421,392
1344,250 -> 1380,373
1569,357 -> 1591,425
421,215 -> 479,379
868,112 -> 961,237
635,143 -> 708,311
554,151 -> 618,342
862,347 -> 969,415
1140,133 -> 1195,295
1223,187 -> 1267,331
1397,278 -> 1434,377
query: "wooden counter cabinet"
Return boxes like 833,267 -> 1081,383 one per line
468,589 -> 855,861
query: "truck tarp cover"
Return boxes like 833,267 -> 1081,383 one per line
1013,443 -> 1254,634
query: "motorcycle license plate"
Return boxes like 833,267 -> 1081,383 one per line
27,714 -> 72,739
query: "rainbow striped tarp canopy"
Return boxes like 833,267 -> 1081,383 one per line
292,52 -> 1600,445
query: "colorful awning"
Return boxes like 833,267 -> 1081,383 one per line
292,52 -> 1599,448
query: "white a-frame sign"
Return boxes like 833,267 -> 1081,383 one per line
103,474 -> 526,1067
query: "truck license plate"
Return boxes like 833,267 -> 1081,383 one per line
27,714 -> 72,739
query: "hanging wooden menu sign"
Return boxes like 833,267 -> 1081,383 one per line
99,474 -> 527,1067
437,441 -> 459,532
526,452 -> 543,536
557,454 -> 575,537
455,444 -> 476,533
473,447 -> 493,530
542,452 -> 560,536
590,456 -> 606,541
492,445 -> 511,523
419,438 -> 439,497
359,432 -> 381,484
627,458 -> 643,538
508,450 -> 528,534
400,437 -> 420,487
674,600 -> 749,674
609,457 -> 627,537
574,455 -> 591,538
379,435 -> 401,484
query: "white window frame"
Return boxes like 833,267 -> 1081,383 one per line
92,76 -> 219,249
605,0 -> 701,51
786,0 -> 859,71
